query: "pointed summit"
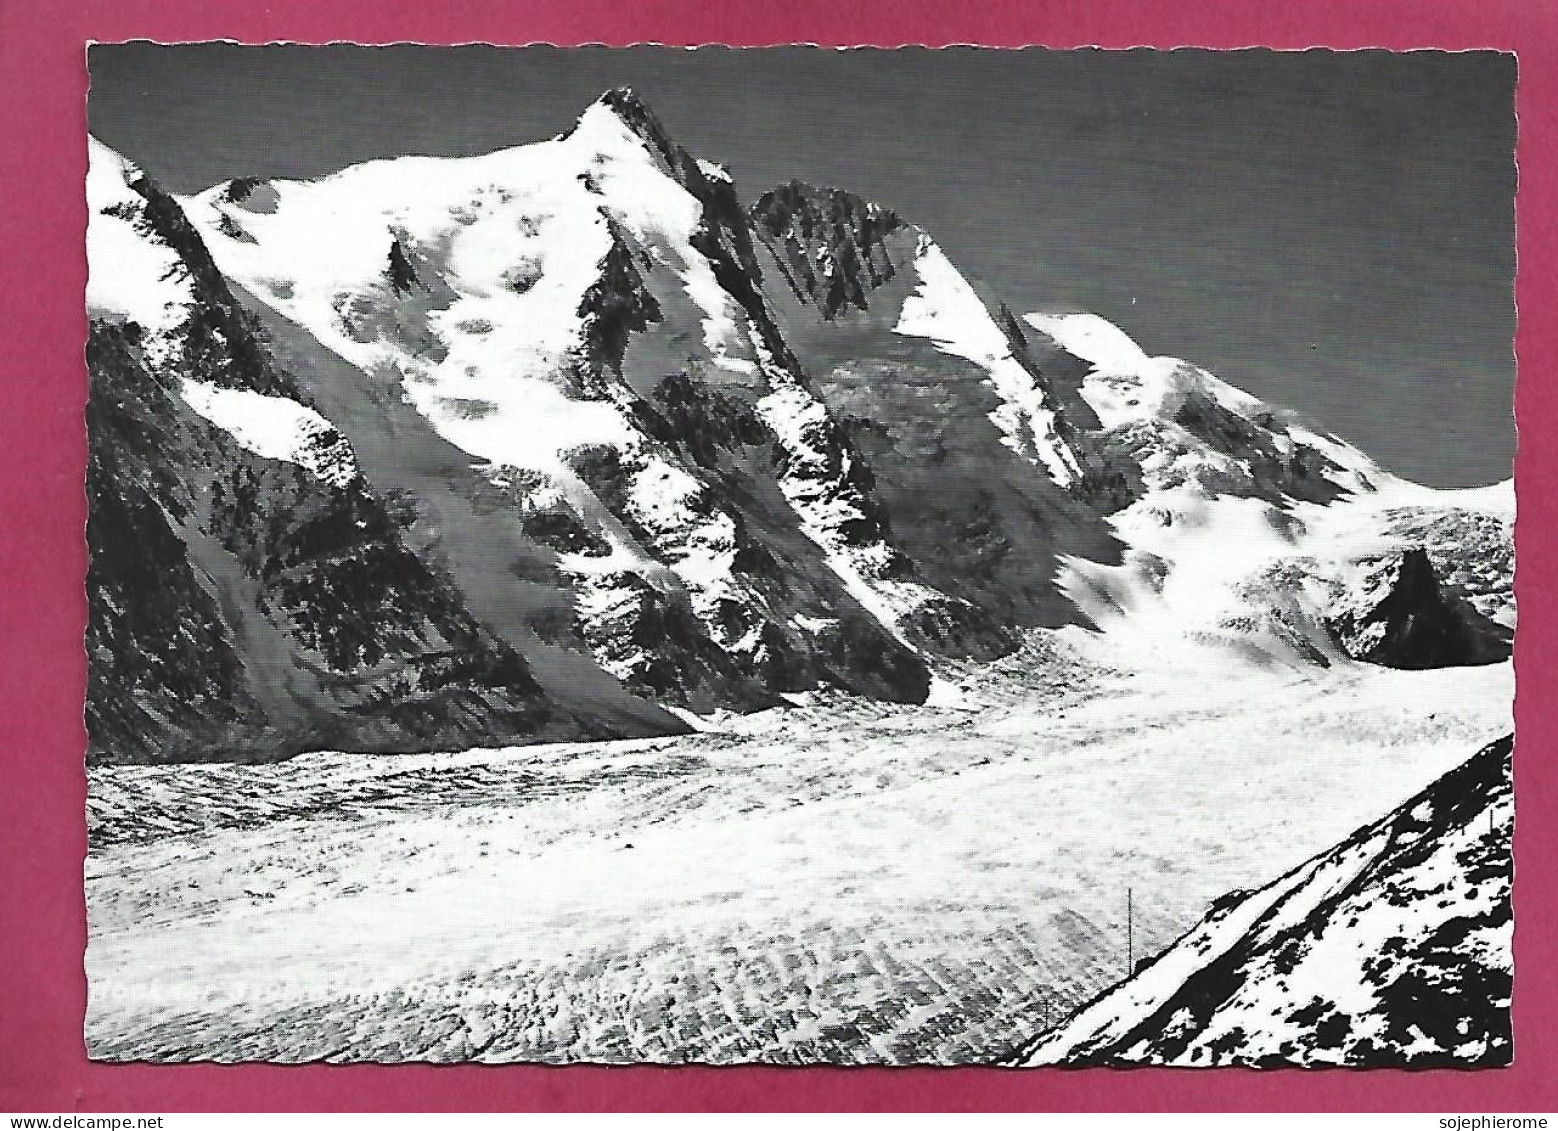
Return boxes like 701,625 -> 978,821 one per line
595,85 -> 656,119
563,86 -> 678,166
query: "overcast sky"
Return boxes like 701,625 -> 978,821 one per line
89,44 -> 1516,486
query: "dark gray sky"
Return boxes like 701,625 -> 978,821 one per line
88,45 -> 1516,486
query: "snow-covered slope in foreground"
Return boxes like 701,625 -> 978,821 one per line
1016,734 -> 1513,1068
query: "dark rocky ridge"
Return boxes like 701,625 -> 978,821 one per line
86,161 -> 571,763
751,181 -> 906,321
1019,735 -> 1514,1067
552,96 -> 959,687
566,219 -> 663,399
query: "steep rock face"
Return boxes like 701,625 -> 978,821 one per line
751,183 -> 1128,641
85,323 -> 269,763
1323,548 -> 1510,669
750,181 -> 906,320
86,141 -> 569,763
1018,735 -> 1513,1068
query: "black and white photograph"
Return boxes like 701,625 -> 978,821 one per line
82,44 -> 1516,1067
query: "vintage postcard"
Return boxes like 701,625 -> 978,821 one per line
82,44 -> 1515,1066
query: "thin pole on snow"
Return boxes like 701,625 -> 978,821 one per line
1127,886 -> 1134,977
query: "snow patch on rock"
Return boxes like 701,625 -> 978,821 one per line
177,381 -> 358,487
87,138 -> 195,356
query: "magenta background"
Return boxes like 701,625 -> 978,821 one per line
1,0 -> 1553,1113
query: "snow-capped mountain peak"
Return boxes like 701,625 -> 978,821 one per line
1024,309 -> 1379,491
86,87 -> 1513,753
562,86 -> 680,167
170,91 -> 961,713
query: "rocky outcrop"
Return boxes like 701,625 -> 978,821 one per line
751,181 -> 906,320
1324,548 -> 1510,669
1018,735 -> 1513,1068
86,147 -> 568,763
87,318 -> 565,763
1382,504 -> 1515,629
1168,386 -> 1351,506
566,220 -> 663,399
219,177 -> 280,213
